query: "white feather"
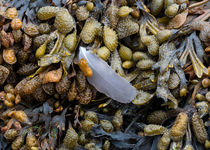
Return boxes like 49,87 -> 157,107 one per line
79,47 -> 137,103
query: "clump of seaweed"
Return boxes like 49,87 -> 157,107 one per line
0,0 -> 209,149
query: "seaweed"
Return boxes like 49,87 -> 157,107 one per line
3,0 -> 65,26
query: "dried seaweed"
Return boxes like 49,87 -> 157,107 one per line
0,0 -> 209,149
4,0 -> 66,26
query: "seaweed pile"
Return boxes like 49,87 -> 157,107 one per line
0,0 -> 209,149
